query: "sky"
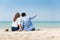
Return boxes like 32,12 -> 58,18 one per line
0,0 -> 60,21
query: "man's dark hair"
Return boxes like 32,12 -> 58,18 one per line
21,12 -> 26,17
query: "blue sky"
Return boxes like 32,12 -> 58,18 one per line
0,0 -> 60,21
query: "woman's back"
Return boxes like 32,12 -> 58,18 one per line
12,18 -> 21,27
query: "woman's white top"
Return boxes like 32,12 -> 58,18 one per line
12,18 -> 21,27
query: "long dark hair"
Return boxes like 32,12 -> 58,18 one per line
13,12 -> 20,22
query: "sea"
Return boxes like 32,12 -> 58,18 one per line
0,21 -> 60,29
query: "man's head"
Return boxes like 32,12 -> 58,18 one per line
21,12 -> 26,17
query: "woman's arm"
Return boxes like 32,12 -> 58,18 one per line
18,24 -> 22,31
17,18 -> 23,31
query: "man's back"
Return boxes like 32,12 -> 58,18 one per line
21,16 -> 35,31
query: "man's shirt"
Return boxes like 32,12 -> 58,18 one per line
21,15 -> 37,31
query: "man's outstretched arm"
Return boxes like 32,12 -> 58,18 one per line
30,15 -> 37,19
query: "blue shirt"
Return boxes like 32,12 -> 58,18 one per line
21,15 -> 37,31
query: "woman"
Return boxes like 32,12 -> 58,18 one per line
11,12 -> 22,31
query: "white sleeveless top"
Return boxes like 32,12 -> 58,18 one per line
12,18 -> 21,27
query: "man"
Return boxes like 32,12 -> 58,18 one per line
21,12 -> 37,31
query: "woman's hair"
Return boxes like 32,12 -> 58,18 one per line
13,12 -> 20,22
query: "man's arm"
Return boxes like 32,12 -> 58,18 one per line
30,15 -> 37,19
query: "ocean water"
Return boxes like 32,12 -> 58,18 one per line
33,21 -> 60,29
0,21 -> 60,29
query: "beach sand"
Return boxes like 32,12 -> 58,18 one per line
0,28 -> 60,40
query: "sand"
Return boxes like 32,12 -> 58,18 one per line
0,28 -> 60,40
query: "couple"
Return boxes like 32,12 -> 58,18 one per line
11,12 -> 37,31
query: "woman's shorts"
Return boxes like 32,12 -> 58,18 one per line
11,27 -> 19,31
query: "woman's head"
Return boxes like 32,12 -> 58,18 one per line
13,12 -> 20,22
